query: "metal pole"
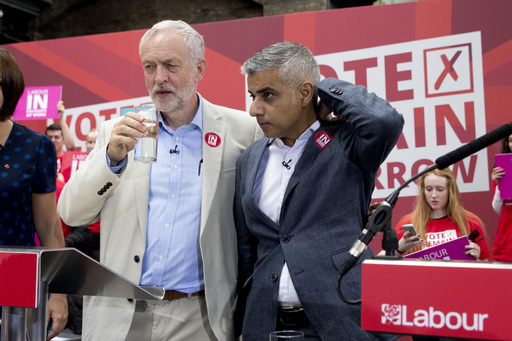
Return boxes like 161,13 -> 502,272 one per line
27,281 -> 48,341
1,305 -> 27,341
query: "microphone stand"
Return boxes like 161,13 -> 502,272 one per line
377,163 -> 438,256
337,164 -> 438,305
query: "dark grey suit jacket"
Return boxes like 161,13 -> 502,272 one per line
234,78 -> 404,340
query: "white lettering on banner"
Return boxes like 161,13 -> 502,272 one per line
26,94 -> 49,110
419,248 -> 449,260
72,153 -> 88,161
424,230 -> 458,249
381,304 -> 488,332
245,31 -> 486,198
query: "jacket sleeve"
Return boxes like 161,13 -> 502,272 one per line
316,77 -> 404,174
57,119 -> 121,226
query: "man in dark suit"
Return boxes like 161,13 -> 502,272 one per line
234,42 -> 404,340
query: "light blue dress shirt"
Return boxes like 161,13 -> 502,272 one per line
109,95 -> 204,293
140,97 -> 204,293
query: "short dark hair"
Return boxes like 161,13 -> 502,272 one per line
0,48 -> 25,121
45,123 -> 63,136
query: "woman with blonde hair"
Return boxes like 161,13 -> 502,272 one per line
394,167 -> 489,260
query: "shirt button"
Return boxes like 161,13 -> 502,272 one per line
176,137 -> 180,141
134,255 -> 140,263
165,224 -> 170,229
171,194 -> 176,199
282,235 -> 290,243
270,274 -> 278,281
159,256 -> 163,261
174,165 -> 178,169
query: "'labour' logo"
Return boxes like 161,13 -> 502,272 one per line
382,304 -> 401,325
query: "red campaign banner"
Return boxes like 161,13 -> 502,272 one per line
362,259 -> 512,340
0,252 -> 39,308
61,151 -> 89,182
2,0 -> 511,252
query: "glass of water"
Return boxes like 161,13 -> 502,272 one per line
133,106 -> 158,163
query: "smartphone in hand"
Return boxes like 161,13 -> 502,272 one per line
403,224 -> 417,236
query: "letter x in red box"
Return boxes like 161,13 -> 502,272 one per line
424,43 -> 474,98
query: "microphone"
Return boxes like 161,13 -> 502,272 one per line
435,123 -> 512,169
338,202 -> 393,278
282,159 -> 292,170
169,145 -> 179,154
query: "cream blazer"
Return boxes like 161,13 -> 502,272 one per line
58,98 -> 261,341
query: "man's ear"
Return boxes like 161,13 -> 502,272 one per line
299,81 -> 315,108
195,58 -> 207,83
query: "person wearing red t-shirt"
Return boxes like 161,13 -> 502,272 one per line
46,101 -> 76,237
46,101 -> 76,179
392,167 -> 489,260
491,133 -> 512,262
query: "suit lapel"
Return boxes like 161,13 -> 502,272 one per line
201,101 -> 226,234
246,139 -> 269,202
283,124 -> 339,204
245,138 -> 281,230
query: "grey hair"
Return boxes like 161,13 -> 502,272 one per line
139,20 -> 204,63
241,42 -> 320,88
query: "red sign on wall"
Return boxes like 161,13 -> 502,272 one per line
4,0 -> 511,249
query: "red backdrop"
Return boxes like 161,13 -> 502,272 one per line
3,0 -> 511,254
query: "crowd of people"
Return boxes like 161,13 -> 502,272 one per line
0,17 -> 510,341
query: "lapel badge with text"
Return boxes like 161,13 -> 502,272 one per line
315,131 -> 332,149
205,133 -> 221,147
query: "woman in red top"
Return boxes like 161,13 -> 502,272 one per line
491,133 -> 512,262
394,167 -> 489,260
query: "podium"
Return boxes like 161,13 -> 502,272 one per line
0,247 -> 164,341
361,258 -> 512,340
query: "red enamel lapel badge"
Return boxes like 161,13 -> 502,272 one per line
315,131 -> 332,149
205,133 -> 221,147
